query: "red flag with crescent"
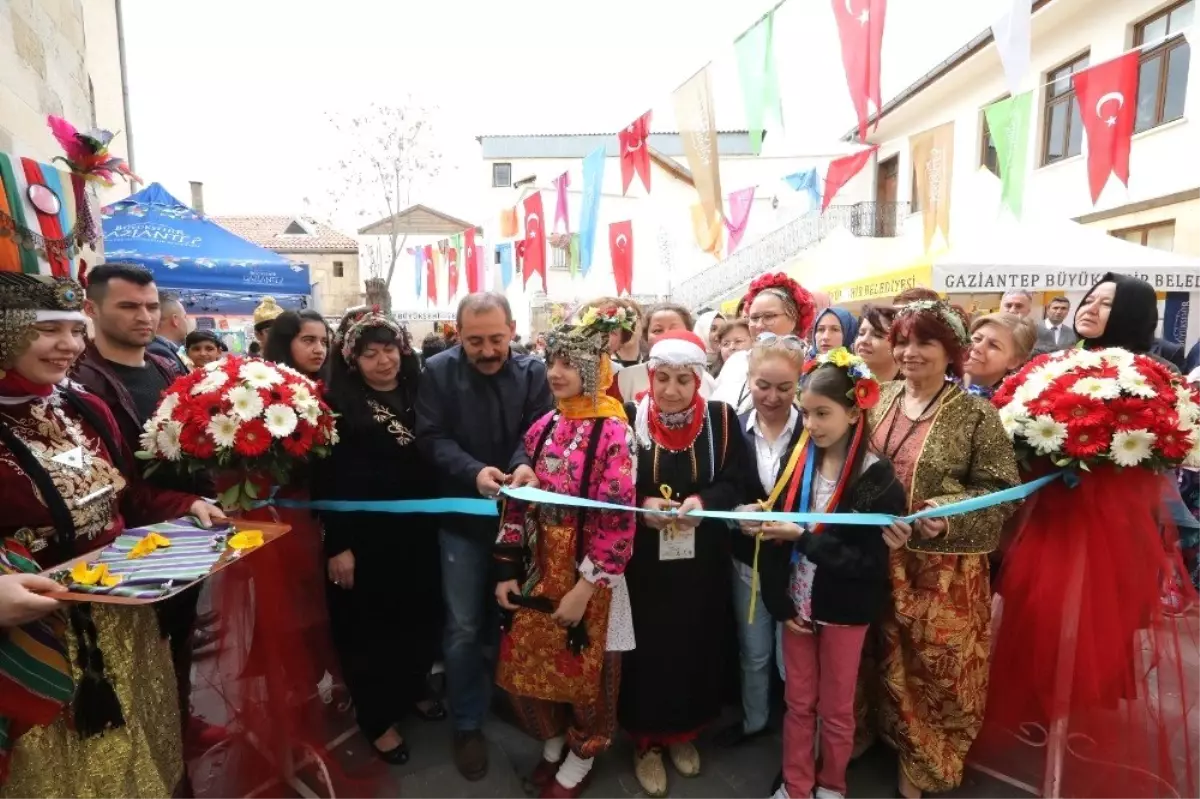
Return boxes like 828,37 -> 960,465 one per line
831,0 -> 887,142
522,192 -> 547,292
1072,52 -> 1139,204
822,145 -> 878,211
423,244 -> 436,306
609,220 -> 633,296
447,242 -> 459,299
619,111 -> 652,195
464,227 -> 480,293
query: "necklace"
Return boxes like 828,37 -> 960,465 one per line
882,382 -> 947,461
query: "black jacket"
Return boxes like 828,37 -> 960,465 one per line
760,456 -> 907,626
415,345 -> 553,537
734,411 -> 805,587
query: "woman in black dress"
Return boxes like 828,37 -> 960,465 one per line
319,308 -> 444,763
620,330 -> 747,797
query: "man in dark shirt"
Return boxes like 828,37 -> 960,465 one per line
416,292 -> 552,781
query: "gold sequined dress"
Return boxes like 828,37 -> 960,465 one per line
865,381 -> 1019,794
0,388 -> 195,798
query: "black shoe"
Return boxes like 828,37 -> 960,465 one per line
714,720 -> 768,748
375,738 -> 410,765
412,698 -> 447,722
453,730 -> 489,781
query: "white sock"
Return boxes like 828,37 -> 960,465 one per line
555,752 -> 594,789
542,735 -> 566,763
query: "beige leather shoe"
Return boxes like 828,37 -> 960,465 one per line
667,741 -> 701,777
634,747 -> 669,797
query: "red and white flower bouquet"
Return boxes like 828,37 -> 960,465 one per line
992,346 -> 1200,471
136,355 -> 338,509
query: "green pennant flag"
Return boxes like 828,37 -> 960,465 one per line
735,10 -> 782,155
568,233 -> 580,278
452,232 -> 464,253
984,91 -> 1033,218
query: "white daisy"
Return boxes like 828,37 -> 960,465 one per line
1071,349 -> 1104,369
156,420 -> 183,461
239,360 -> 283,389
1070,376 -> 1121,401
998,402 -> 1028,438
297,401 -> 321,425
1184,434 -> 1200,469
1174,386 -> 1200,423
203,359 -> 225,372
227,385 -> 265,421
139,421 -> 159,455
264,403 -> 298,438
1117,368 -> 1157,399
153,393 -> 179,422
1109,428 -> 1156,467
190,370 -> 230,396
207,414 -> 239,448
1024,415 -> 1068,455
290,384 -> 313,407
1099,348 -> 1134,368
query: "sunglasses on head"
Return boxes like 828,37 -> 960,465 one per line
756,332 -> 806,350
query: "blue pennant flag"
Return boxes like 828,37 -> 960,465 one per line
579,145 -> 606,276
498,242 -> 514,288
783,168 -> 822,210
413,246 -> 424,298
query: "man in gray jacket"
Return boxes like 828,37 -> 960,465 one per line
1033,295 -> 1079,355
416,292 -> 553,781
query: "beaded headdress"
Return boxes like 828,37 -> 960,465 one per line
895,299 -> 970,346
334,306 -> 411,365
546,305 -> 635,400
0,273 -> 86,368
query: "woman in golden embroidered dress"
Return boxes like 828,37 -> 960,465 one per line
494,308 -> 637,798
0,273 -> 224,798
867,300 -> 1020,798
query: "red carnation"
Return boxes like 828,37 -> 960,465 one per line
1108,398 -> 1155,431
1158,428 -> 1193,461
554,649 -> 583,677
1063,425 -> 1112,459
179,426 -> 215,459
281,421 -> 315,457
258,384 -> 295,408
187,392 -> 225,426
854,379 -> 880,410
1052,394 -> 1109,428
744,272 -> 815,336
233,418 -> 272,458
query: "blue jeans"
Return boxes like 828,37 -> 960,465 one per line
731,559 -> 785,734
439,529 -> 494,731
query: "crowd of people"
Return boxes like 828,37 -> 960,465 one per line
0,261 -> 1196,799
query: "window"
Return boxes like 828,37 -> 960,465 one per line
1110,220 -> 1176,251
332,260 -> 345,278
492,162 -> 512,188
550,245 -> 568,270
1134,1 -> 1193,132
979,94 -> 1009,177
1041,53 -> 1090,166
283,220 -> 309,235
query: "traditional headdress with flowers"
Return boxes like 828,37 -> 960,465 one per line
546,306 -> 634,422
743,272 -> 816,337
804,346 -> 881,410
895,299 -> 970,346
334,306 -> 411,366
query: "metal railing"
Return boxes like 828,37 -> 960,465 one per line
672,201 -> 912,309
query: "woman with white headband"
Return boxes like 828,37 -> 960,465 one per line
618,330 -> 748,797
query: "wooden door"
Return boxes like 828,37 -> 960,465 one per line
875,156 -> 898,236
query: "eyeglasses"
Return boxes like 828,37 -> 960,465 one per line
755,332 -> 807,350
747,311 -> 783,325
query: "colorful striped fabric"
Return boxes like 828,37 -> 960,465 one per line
0,153 -> 38,275
0,153 -> 83,277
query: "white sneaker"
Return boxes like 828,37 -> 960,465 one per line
634,748 -> 669,797
814,788 -> 845,799
770,785 -> 791,799
667,741 -> 701,777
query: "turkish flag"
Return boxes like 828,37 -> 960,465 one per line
822,145 -> 878,211
464,227 -> 480,293
523,192 -> 547,292
447,244 -> 459,299
619,111 -> 652,195
609,220 -> 633,296
1072,52 -> 1139,204
831,0 -> 887,142
423,244 -> 436,306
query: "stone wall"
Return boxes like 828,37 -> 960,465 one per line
0,0 -> 92,162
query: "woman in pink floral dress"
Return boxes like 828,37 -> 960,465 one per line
494,308 -> 637,798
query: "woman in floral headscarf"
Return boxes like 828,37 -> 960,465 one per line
318,308 -> 444,764
494,306 -> 637,798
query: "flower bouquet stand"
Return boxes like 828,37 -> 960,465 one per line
970,348 -> 1200,798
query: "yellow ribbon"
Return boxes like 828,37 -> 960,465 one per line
748,430 -> 809,624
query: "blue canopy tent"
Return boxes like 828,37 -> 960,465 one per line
101,184 -> 310,312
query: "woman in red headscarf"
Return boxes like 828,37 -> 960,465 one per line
618,331 -> 749,797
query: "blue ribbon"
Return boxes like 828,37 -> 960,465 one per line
275,473 -> 1060,526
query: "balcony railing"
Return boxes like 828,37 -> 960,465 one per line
671,201 -> 912,309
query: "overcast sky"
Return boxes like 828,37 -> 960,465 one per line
121,0 -> 995,225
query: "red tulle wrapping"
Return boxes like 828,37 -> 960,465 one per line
189,500 -> 387,797
974,465 -> 1199,798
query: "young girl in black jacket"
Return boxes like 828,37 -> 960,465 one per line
755,348 -> 906,799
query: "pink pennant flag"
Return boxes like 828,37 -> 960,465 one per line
553,172 -> 570,233
723,187 -> 756,255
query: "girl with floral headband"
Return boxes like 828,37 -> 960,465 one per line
493,306 -> 637,798
742,348 -> 907,799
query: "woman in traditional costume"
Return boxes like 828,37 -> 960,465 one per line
0,273 -> 223,797
619,330 -> 748,798
320,308 -> 443,764
866,300 -> 1020,798
494,307 -> 637,798
713,273 -> 816,414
